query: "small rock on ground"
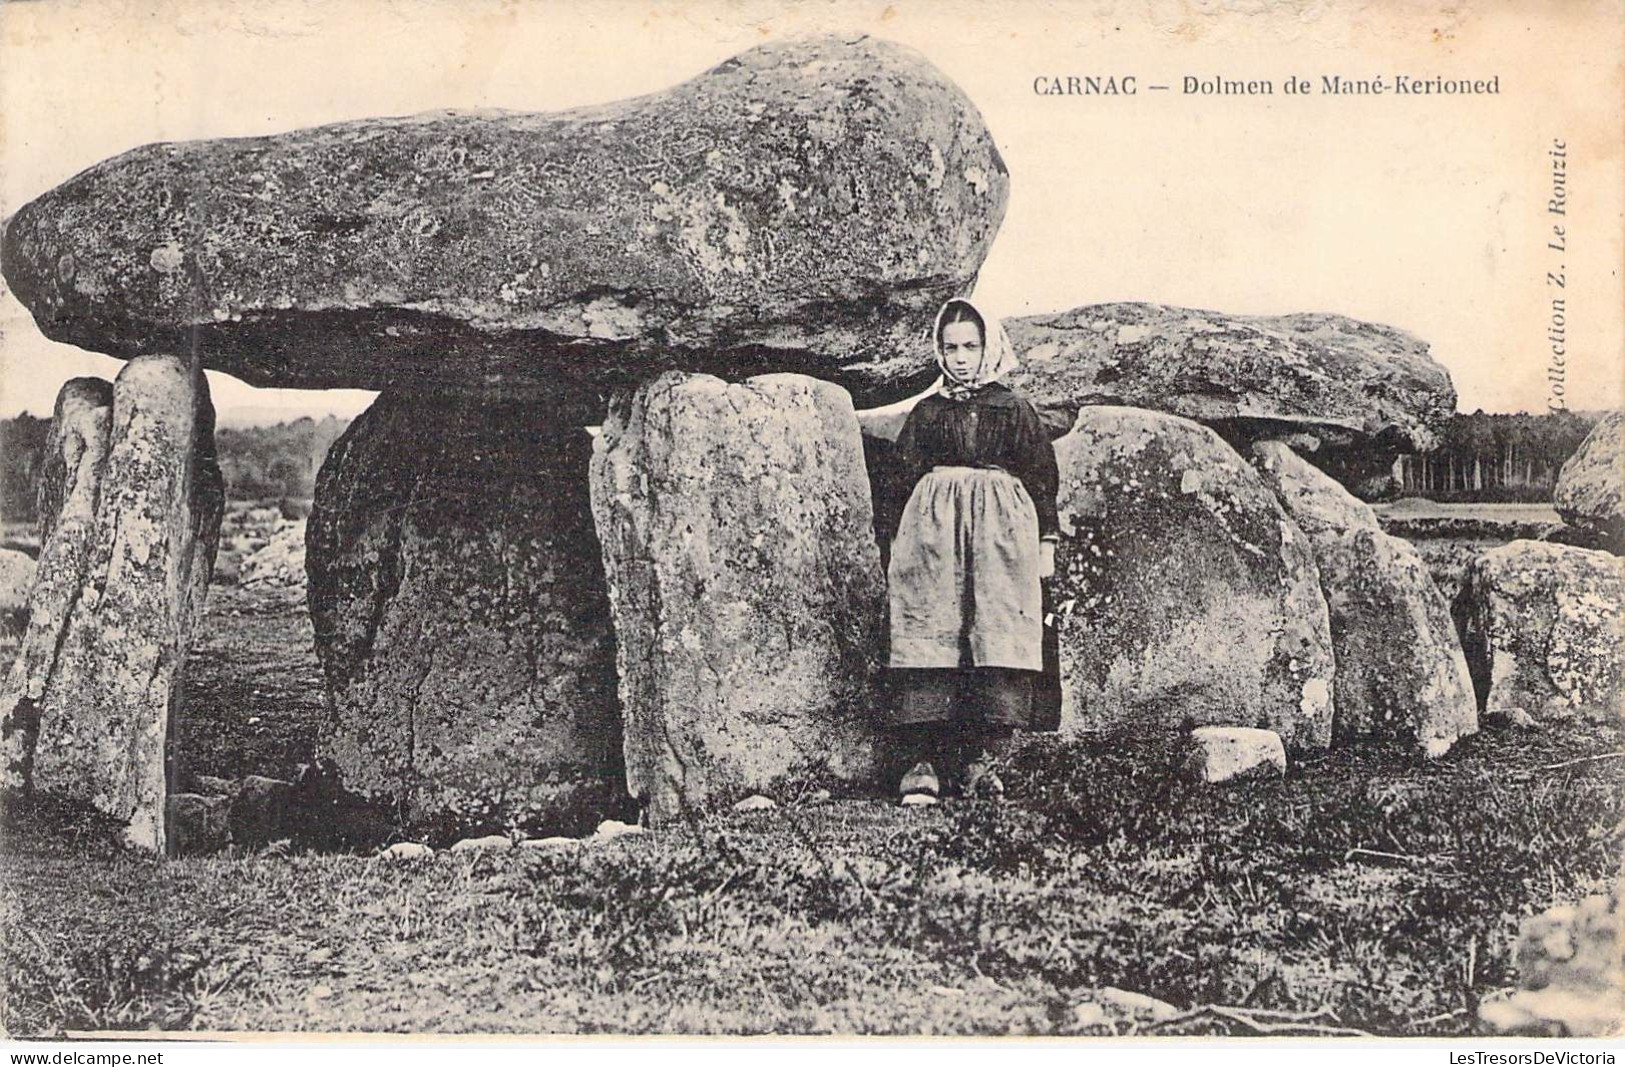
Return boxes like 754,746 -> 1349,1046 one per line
449,835 -> 512,853
193,774 -> 241,797
1073,987 -> 1182,1032
519,836 -> 581,850
1184,726 -> 1287,785
591,819 -> 643,840
1491,707 -> 1543,730
382,842 -> 434,861
732,794 -> 777,812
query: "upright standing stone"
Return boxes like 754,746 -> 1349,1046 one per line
1050,408 -> 1335,750
17,357 -> 222,852
306,391 -> 622,837
1251,441 -> 1478,756
1454,541 -> 1624,723
591,372 -> 886,825
1,378 -> 114,789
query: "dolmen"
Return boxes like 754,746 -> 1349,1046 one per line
0,32 -> 1516,847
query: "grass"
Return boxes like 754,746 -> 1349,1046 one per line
3,500 -> 1618,1036
2,721 -> 1619,1037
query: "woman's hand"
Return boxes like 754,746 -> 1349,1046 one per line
1039,539 -> 1056,580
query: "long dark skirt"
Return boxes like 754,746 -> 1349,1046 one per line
886,580 -> 1063,732
890,666 -> 1036,728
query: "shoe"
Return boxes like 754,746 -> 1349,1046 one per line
899,761 -> 940,801
961,758 -> 1006,801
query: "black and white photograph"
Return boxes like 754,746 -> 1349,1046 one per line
0,0 -> 1621,1048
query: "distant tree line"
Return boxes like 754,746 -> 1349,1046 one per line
1,406 -> 1609,523
1395,410 -> 1606,502
0,413 -> 52,525
0,414 -> 350,525
215,416 -> 350,502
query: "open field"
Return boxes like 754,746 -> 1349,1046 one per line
3,708 -> 1619,1036
1373,501 -> 1562,523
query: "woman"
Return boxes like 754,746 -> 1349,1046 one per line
884,296 -> 1060,803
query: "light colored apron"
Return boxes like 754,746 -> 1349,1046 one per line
887,465 -> 1043,671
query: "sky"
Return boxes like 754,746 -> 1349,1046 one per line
1,0 -> 1621,422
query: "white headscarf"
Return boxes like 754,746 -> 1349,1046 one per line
932,296 -> 1020,401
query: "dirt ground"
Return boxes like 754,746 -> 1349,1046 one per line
177,582 -> 328,787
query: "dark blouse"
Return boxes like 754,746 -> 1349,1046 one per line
880,382 -> 1060,543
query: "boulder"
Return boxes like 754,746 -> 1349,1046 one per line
1182,727 -> 1287,784
1003,305 -> 1456,497
0,548 -> 36,661
1553,412 -> 1624,550
306,391 -> 623,837
590,819 -> 643,841
283,758 -> 395,852
167,792 -> 232,856
33,378 -> 116,549
382,841 -> 434,862
519,836 -> 581,851
590,372 -> 886,826
1050,407 -> 1335,750
228,774 -> 296,849
1,36 -> 1006,407
1071,987 -> 1183,1033
238,520 -> 306,590
0,548 -> 37,616
192,773 -> 240,797
1479,887 -> 1624,1037
1454,541 -> 1624,723
2,380 -> 114,785
1251,441 -> 1477,755
1,359 -> 222,853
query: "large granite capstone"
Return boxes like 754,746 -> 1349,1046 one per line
1003,304 -> 1456,495
1,35 -> 1007,406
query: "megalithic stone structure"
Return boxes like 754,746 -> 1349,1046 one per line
0,357 -> 222,853
0,35 -> 1009,409
1250,440 -> 1478,756
1048,406 -> 1337,750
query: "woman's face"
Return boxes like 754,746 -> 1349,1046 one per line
940,319 -> 985,382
